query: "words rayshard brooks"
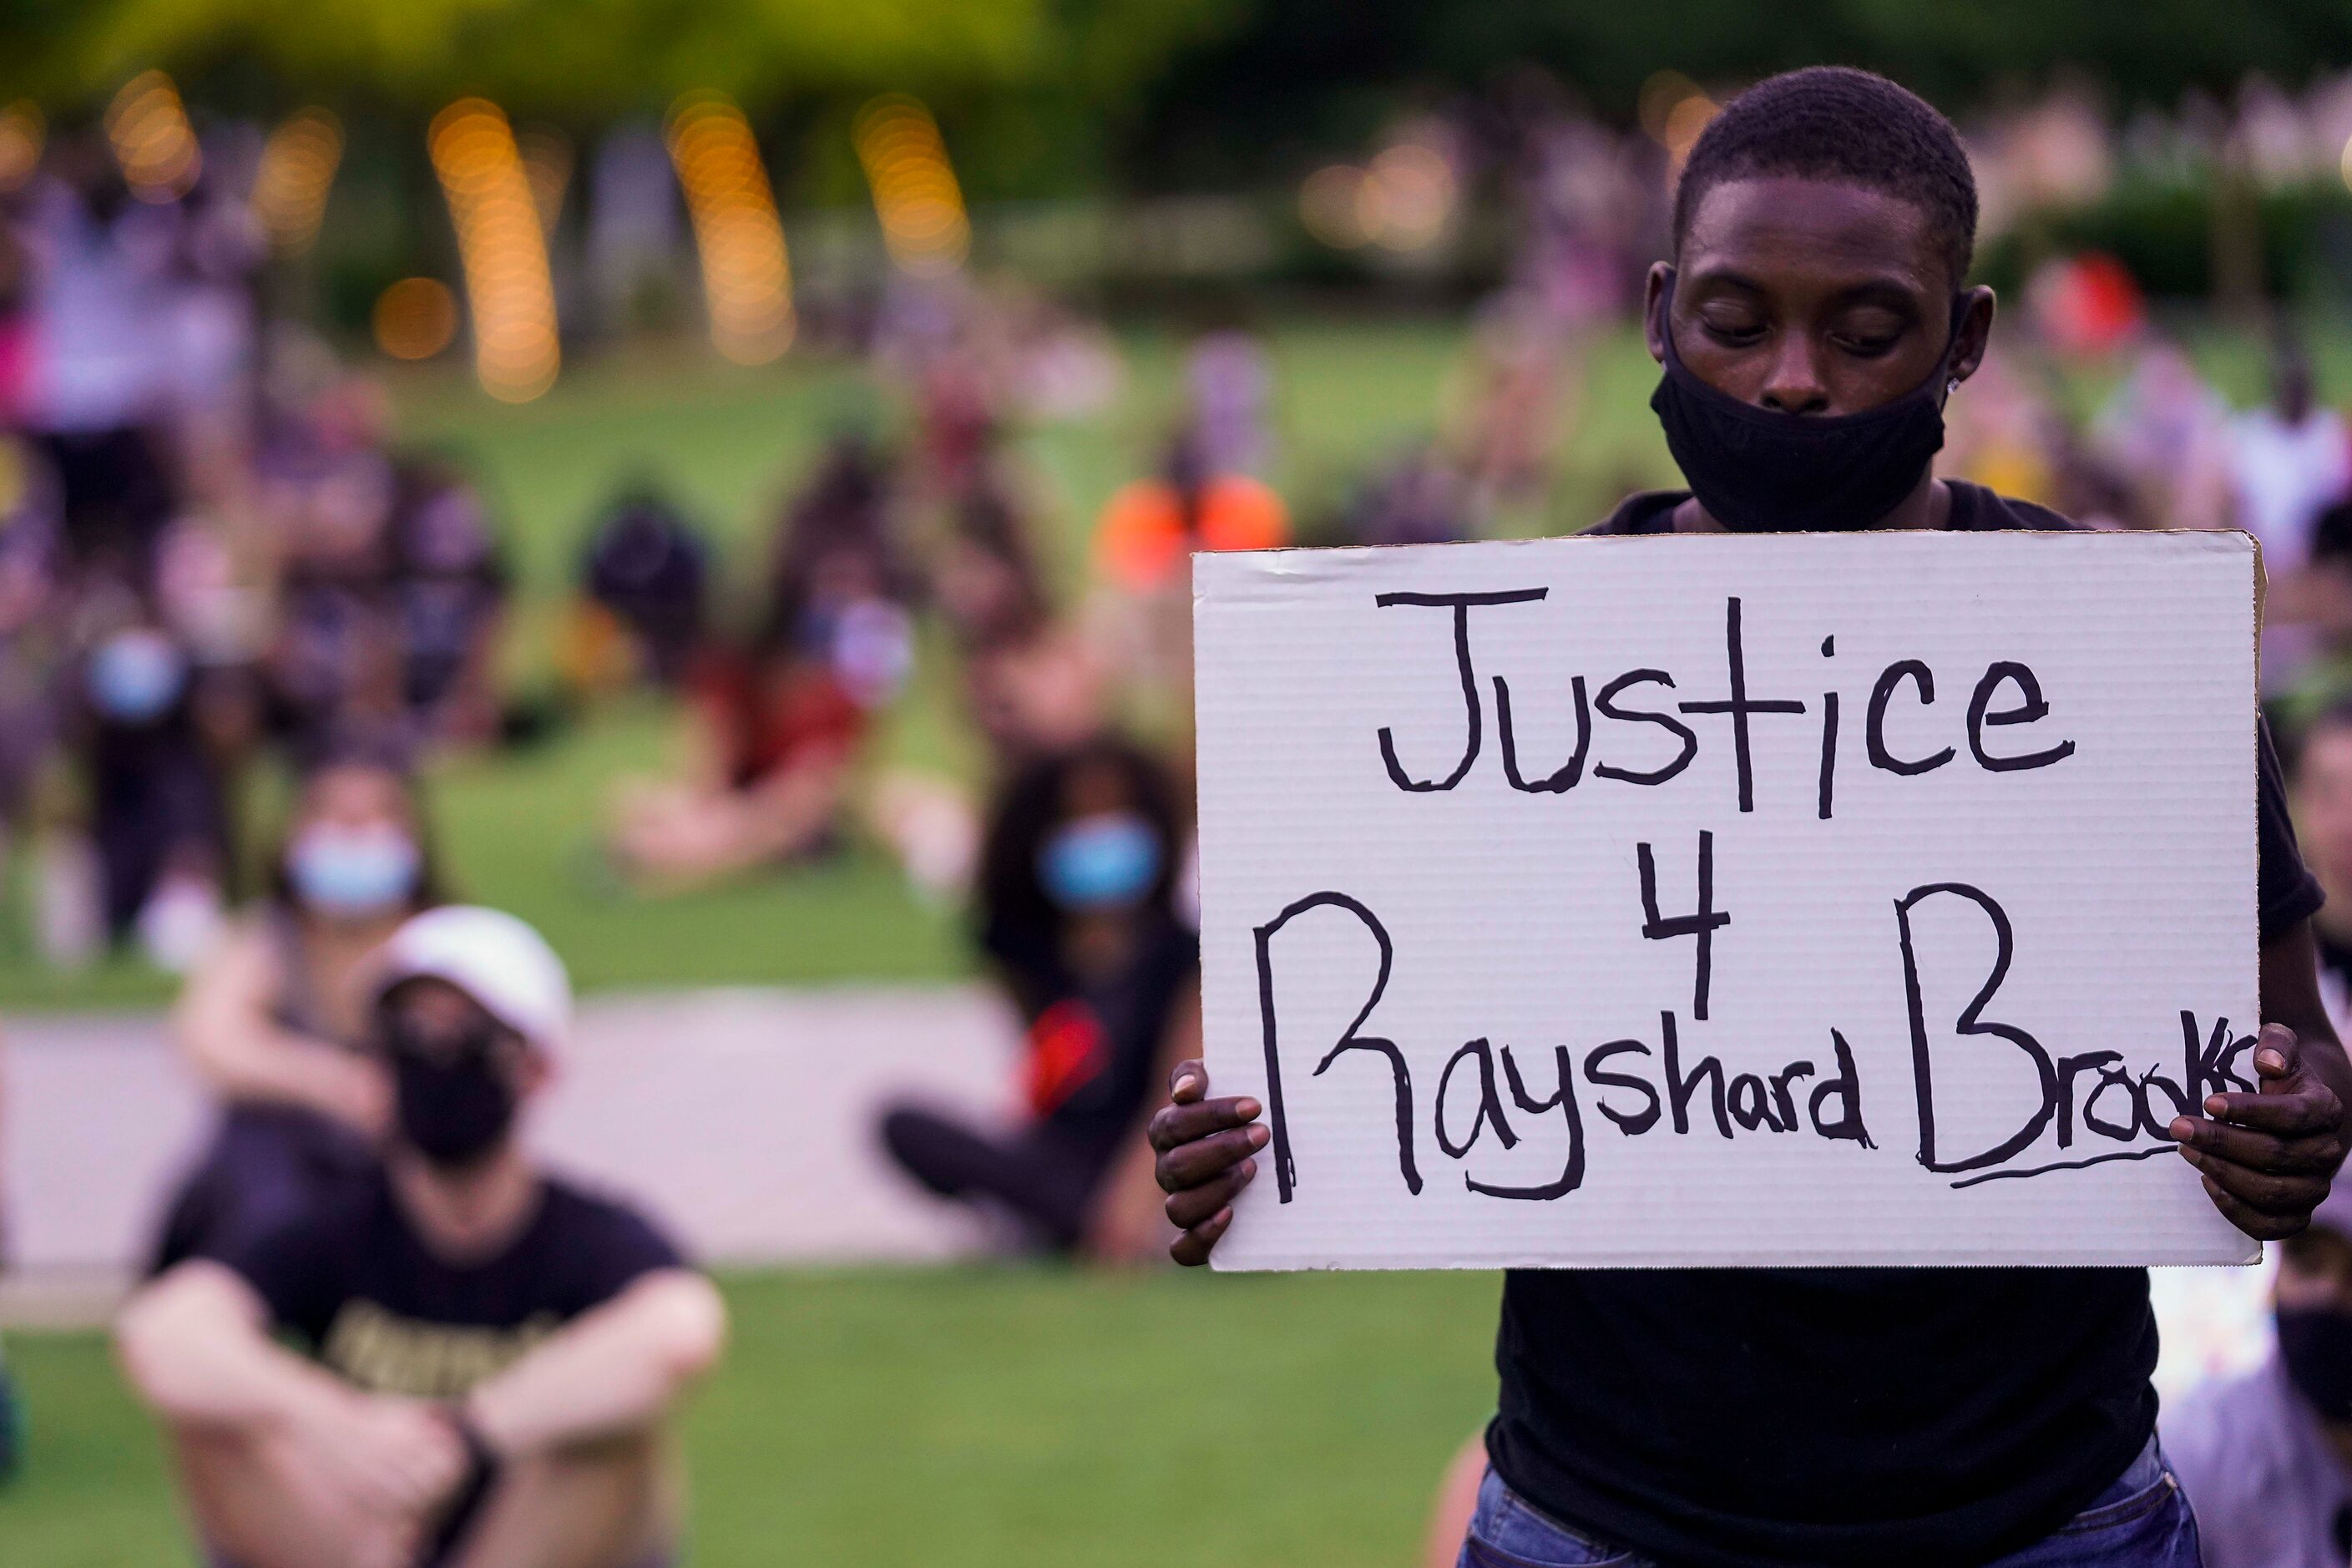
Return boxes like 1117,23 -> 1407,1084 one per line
1192,530 -> 2262,1269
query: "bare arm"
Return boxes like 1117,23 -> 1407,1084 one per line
462,1271 -> 726,1459
116,1260 -> 349,1431
117,1262 -> 466,1516
173,923 -> 388,1136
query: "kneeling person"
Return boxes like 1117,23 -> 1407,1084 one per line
118,907 -> 725,1568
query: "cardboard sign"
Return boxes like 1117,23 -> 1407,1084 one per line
1192,530 -> 2260,1270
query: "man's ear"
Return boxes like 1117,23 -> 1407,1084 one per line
1948,285 -> 1997,387
1643,263 -> 1675,365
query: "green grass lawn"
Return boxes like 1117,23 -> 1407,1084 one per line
0,1264 -> 1502,1567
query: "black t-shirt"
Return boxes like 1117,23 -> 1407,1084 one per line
223,1170 -> 685,1399
1486,483 -> 2327,1567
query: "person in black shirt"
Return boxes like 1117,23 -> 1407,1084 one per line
118,906 -> 724,1568
882,736 -> 1200,1260
1151,67 -> 2352,1568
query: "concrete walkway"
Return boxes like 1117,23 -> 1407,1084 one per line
1,985 -> 1021,1322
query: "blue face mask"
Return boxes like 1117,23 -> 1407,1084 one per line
1039,812 -> 1162,913
287,824 -> 420,920
87,630 -> 186,724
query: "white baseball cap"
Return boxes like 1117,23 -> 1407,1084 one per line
371,905 -> 572,1056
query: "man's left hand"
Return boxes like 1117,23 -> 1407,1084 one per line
2171,1023 -> 2348,1240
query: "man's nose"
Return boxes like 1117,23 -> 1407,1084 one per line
1759,335 -> 1831,415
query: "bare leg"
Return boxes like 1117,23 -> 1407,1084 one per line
1421,1430 -> 1488,1568
449,1434 -> 678,1568
171,1425 -> 418,1568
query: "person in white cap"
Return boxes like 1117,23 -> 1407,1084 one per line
2165,1180 -> 2352,1568
116,906 -> 724,1568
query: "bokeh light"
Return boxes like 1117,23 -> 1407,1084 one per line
1300,143 -> 1458,253
251,109 -> 343,255
372,276 -> 459,360
0,102 -> 45,192
104,71 -> 202,202
427,98 -> 560,402
852,94 -> 970,277
666,92 -> 795,365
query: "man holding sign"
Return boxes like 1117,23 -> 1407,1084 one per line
1153,67 -> 2352,1567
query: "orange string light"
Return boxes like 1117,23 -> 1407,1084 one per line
105,72 -> 201,202
665,93 -> 795,365
428,99 -> 560,402
252,109 -> 343,255
852,94 -> 969,277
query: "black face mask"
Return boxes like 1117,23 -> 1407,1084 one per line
1648,272 -> 1966,534
388,1019 -> 518,1170
2278,1306 -> 2352,1424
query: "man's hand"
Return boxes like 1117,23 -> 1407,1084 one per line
1147,1060 -> 1269,1266
300,1391 -> 468,1522
2170,1023 -> 2347,1240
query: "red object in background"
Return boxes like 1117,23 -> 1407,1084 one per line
1024,997 -> 1108,1117
690,649 -> 867,790
1095,473 -> 1289,590
2029,252 -> 2146,357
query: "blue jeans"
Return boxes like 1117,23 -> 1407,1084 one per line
1459,1438 -> 2201,1566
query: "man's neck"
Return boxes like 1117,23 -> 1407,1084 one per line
387,1146 -> 543,1266
1672,471 -> 1950,534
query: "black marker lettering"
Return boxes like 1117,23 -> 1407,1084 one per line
1727,1073 -> 1785,1131
1968,661 -> 2076,772
1809,1029 -> 1874,1146
2183,1013 -> 2258,1100
1867,660 -> 1955,776
1894,883 -> 2057,1173
1770,1060 -> 1815,1131
1678,597 -> 1808,812
1253,892 -> 1422,1201
1661,1010 -> 1732,1139
1584,1039 -> 1662,1135
1469,1045 -> 1586,1200
1373,589 -> 1548,792
1594,671 -> 1699,786
2056,1051 -> 2123,1150
1638,832 -> 1730,1021
1436,1039 -> 1519,1159
1496,675 -> 1592,793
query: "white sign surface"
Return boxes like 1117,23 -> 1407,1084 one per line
1193,530 -> 2260,1270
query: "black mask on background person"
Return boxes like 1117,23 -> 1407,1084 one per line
1648,271 -> 1967,534
388,1017 -> 518,1169
2277,1306 -> 2352,1423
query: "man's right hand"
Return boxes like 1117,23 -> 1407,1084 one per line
1147,1060 -> 1269,1265
303,1390 -> 468,1520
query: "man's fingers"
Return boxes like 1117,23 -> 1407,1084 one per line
2171,1115 -> 2343,1175
2256,1024 -> 2303,1085
2190,1086 -> 2343,1138
2182,1144 -> 2331,1216
1166,1159 -> 1254,1232
1168,1060 -> 1208,1105
1156,1123 -> 1269,1191
1170,1206 -> 1233,1267
2201,1174 -> 2314,1241
1148,1095 -> 1262,1155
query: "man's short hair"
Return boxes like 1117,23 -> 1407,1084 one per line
1672,66 -> 1979,288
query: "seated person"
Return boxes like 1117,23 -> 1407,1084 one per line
117,906 -> 725,1568
881,738 -> 1196,1260
610,484 -> 910,892
152,744 -> 439,1271
2164,1183 -> 2352,1567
